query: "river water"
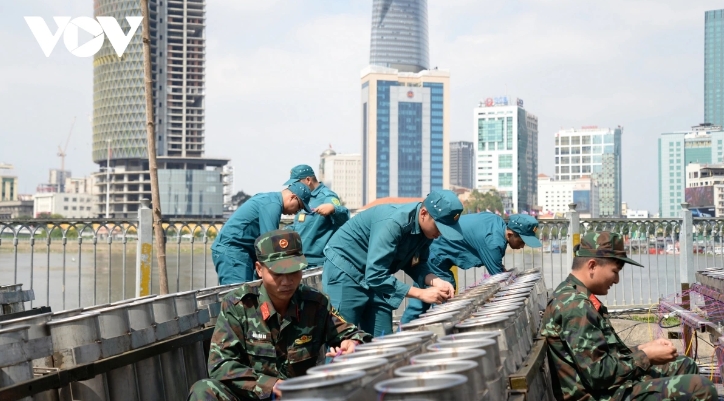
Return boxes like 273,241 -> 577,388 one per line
2,245 -> 724,313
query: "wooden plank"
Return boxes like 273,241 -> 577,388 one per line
509,338 -> 548,390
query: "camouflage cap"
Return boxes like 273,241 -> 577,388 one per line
254,229 -> 307,274
576,231 -> 644,267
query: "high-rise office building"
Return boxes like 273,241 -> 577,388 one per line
361,66 -> 450,204
362,0 -> 449,204
319,147 -> 363,210
370,0 -> 429,73
450,141 -> 474,189
92,0 -> 228,218
659,123 -> 724,217
474,97 -> 538,214
554,126 -> 622,217
706,9 -> 724,126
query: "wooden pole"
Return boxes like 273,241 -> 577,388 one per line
140,0 -> 169,294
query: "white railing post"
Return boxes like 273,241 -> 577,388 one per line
135,199 -> 153,297
567,203 -> 580,270
680,203 -> 694,287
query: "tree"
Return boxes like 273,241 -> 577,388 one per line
231,190 -> 252,209
463,189 -> 504,215
36,213 -> 64,219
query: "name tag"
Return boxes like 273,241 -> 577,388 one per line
249,331 -> 269,341
298,213 -> 306,222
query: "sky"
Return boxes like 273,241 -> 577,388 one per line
1,0 -> 722,213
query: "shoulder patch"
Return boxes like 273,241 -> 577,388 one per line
331,198 -> 341,206
588,294 -> 602,312
260,302 -> 271,320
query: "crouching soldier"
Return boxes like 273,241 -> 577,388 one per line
188,230 -> 372,401
542,231 -> 717,401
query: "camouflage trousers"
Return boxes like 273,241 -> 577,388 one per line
187,379 -> 246,401
612,356 -> 718,401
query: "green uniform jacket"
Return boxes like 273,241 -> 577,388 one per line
288,183 -> 349,266
323,202 -> 433,310
212,192 -> 283,261
541,274 -> 651,401
207,282 -> 372,400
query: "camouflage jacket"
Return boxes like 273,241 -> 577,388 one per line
540,274 -> 651,401
207,282 -> 372,400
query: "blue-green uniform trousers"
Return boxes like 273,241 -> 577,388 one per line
322,259 -> 396,337
612,355 -> 717,400
287,182 -> 349,268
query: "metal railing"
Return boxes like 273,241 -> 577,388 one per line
2,201 -> 721,314
0,217 -> 224,312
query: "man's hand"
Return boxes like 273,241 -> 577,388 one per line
272,380 -> 283,399
641,343 -> 678,365
638,338 -> 674,351
313,204 -> 335,216
325,340 -> 358,357
416,287 -> 451,304
430,278 -> 455,299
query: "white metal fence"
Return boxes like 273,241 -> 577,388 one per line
1,203 -> 720,314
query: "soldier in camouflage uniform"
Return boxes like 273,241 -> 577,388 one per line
541,231 -> 717,401
188,229 -> 372,401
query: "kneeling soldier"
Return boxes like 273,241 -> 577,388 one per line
188,230 -> 372,401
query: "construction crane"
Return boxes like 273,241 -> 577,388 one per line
57,117 -> 76,192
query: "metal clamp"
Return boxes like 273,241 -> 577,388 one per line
0,289 -> 35,304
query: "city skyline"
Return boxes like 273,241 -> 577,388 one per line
1,1 -> 722,213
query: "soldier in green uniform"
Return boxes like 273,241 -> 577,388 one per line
188,230 -> 372,401
541,231 -> 717,401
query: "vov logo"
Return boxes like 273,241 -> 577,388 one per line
25,16 -> 143,58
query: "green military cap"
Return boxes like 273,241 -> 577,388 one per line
283,164 -> 316,185
576,231 -> 644,267
423,189 -> 464,241
254,229 -> 308,274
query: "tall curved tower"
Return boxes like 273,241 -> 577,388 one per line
92,0 -> 226,218
370,0 -> 429,73
93,0 -> 147,163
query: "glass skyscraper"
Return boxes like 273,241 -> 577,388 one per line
706,9 -> 724,126
554,127 -> 622,217
361,66 -> 449,203
658,124 -> 724,217
450,141 -> 475,189
474,98 -> 538,214
370,0 -> 429,73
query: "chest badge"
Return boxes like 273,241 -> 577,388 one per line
298,213 -> 306,222
294,335 -> 312,345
